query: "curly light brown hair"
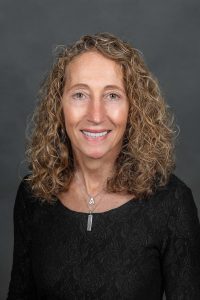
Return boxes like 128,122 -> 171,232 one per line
25,32 -> 178,202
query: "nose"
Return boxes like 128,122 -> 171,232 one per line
87,99 -> 106,124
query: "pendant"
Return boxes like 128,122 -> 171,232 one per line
87,213 -> 93,231
88,197 -> 95,205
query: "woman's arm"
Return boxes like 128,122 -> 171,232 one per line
7,178 -> 37,300
161,185 -> 200,299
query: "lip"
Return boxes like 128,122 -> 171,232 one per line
81,129 -> 111,133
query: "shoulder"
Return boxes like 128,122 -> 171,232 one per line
14,174 -> 42,216
155,173 -> 195,205
16,174 -> 35,202
146,173 -> 199,227
159,173 -> 191,193
153,173 -> 200,229
16,174 -> 32,193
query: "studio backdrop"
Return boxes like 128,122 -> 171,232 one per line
0,0 -> 200,299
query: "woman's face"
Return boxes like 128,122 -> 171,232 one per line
61,51 -> 129,161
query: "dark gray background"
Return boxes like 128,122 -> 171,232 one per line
1,0 -> 200,299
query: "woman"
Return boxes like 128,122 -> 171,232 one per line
7,32 -> 200,299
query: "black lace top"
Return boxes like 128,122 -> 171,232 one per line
7,173 -> 200,300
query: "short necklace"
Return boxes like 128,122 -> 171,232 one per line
76,173 -> 105,231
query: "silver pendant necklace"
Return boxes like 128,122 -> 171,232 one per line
76,173 -> 105,232
86,192 -> 102,231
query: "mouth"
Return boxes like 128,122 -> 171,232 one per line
80,130 -> 112,139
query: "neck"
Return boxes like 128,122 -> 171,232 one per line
74,154 -> 116,195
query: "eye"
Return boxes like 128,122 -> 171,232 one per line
107,93 -> 120,100
72,92 -> 86,100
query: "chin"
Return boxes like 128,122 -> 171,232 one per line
84,152 -> 106,159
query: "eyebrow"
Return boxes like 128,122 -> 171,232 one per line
67,83 -> 125,93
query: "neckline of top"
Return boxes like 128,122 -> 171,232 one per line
55,195 -> 143,216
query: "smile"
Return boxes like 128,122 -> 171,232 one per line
81,130 -> 111,139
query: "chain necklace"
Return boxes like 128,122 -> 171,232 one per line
76,172 -> 106,231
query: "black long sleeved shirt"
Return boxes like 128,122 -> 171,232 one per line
7,173 -> 200,299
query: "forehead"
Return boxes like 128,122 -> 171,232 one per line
65,51 -> 124,86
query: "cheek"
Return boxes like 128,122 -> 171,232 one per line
62,105 -> 84,128
109,105 -> 129,127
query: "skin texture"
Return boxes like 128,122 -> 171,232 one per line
60,50 -> 132,207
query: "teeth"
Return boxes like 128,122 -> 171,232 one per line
82,130 -> 109,138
